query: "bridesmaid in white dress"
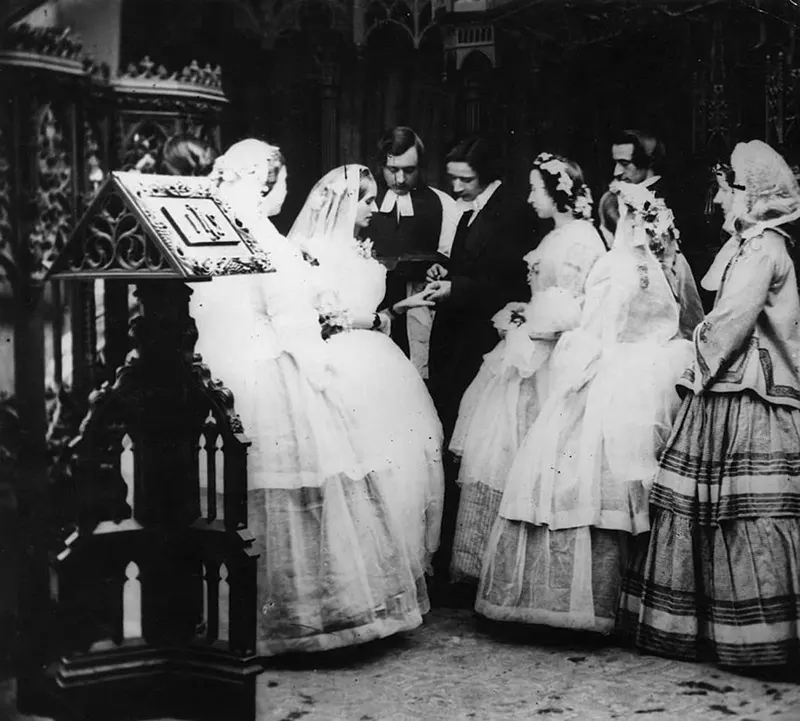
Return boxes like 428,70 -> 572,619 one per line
189,141 -> 429,656
476,182 -> 692,633
448,153 -> 605,587
287,165 -> 445,607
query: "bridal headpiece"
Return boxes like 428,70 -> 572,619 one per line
288,164 -> 373,248
209,139 -> 284,187
611,181 -> 678,260
533,152 -> 593,220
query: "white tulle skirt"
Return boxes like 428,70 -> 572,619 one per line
476,333 -> 692,631
448,334 -> 557,583
193,285 -> 429,655
324,328 -> 445,597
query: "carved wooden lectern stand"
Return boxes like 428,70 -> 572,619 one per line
28,173 -> 273,721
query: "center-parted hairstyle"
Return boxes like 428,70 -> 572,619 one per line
612,129 -> 666,174
287,164 -> 376,245
445,136 -> 502,187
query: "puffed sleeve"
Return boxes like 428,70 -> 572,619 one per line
255,244 -> 334,390
524,229 -> 605,336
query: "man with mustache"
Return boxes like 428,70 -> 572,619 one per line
370,127 -> 459,378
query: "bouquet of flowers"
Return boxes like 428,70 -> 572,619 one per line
316,290 -> 351,340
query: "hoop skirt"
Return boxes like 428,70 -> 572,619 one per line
476,248 -> 692,632
449,220 -> 606,584
619,226 -> 800,666
191,234 -> 429,656
307,235 -> 445,600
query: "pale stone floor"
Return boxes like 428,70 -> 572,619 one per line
3,608 -> 799,721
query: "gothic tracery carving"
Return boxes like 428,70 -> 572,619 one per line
362,0 -> 441,48
30,104 -> 73,281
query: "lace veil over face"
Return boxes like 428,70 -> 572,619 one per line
583,182 -> 680,346
287,164 -> 371,246
731,140 -> 800,229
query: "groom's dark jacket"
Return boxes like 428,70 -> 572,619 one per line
428,183 -> 538,439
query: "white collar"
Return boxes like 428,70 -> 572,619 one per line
455,180 -> 502,221
641,175 -> 661,189
379,189 -> 415,217
740,208 -> 800,241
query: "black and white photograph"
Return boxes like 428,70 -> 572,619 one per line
0,1 -> 799,719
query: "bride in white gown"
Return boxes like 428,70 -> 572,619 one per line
287,164 -> 445,607
188,140 -> 430,656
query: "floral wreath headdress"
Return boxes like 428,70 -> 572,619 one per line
610,181 -> 679,260
209,140 -> 284,187
533,152 -> 593,220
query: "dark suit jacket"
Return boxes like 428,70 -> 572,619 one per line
428,184 -> 538,439
371,187 -> 446,354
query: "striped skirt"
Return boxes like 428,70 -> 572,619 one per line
618,390 -> 800,667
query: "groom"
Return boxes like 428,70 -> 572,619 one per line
422,136 -> 537,590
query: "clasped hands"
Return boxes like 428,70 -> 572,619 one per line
391,263 -> 451,315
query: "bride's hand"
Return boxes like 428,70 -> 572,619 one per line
393,291 -> 436,314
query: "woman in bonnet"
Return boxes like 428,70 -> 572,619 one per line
447,152 -> 605,592
287,164 -> 445,612
621,140 -> 800,668
175,139 -> 430,656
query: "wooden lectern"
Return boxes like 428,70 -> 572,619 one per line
25,172 -> 271,721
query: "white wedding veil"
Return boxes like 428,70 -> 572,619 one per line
287,164 -> 373,246
585,183 -> 680,347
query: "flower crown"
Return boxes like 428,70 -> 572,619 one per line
533,152 -> 593,220
611,181 -> 679,257
209,146 -> 283,186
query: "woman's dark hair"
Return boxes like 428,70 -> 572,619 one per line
162,134 -> 217,176
376,126 -> 425,168
445,136 -> 502,186
532,153 -> 588,216
598,191 -> 620,237
612,129 -> 665,174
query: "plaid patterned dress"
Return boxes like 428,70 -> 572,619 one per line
619,226 -> 800,667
